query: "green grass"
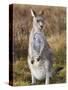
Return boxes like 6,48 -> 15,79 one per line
10,5 -> 66,86
12,33 -> 66,86
13,81 -> 30,86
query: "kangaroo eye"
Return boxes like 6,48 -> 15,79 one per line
37,20 -> 39,22
37,58 -> 40,61
31,60 -> 34,64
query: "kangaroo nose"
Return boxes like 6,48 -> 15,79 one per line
31,60 -> 34,64
41,25 -> 43,28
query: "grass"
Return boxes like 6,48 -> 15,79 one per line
13,59 -> 31,86
11,32 -> 66,86
9,4 -> 66,86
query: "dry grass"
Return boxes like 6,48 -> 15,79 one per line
48,32 -> 66,52
12,32 -> 66,86
9,4 -> 66,86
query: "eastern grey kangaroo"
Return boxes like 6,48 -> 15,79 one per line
28,9 -> 54,85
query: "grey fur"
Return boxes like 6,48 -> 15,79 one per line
28,9 -> 53,84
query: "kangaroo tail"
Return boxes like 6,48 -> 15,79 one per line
52,67 -> 64,75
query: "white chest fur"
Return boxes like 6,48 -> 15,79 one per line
31,65 -> 46,80
28,59 -> 50,80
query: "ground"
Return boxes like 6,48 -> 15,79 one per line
9,4 -> 66,86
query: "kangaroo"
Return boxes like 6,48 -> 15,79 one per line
28,9 -> 62,85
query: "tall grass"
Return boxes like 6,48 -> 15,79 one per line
9,4 -> 66,86
12,32 -> 66,86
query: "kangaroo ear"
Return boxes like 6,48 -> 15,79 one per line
31,9 -> 36,17
39,10 -> 44,15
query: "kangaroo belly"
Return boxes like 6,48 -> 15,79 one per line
28,57 -> 51,80
32,65 -> 46,80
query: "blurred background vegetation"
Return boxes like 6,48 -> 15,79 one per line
9,4 -> 66,86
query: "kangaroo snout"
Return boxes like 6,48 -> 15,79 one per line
40,25 -> 43,29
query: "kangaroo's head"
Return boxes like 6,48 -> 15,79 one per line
31,9 -> 44,31
31,56 -> 42,67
